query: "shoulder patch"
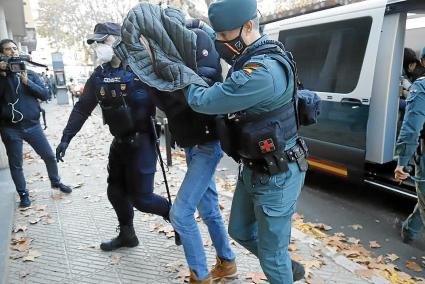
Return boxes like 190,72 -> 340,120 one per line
242,63 -> 263,76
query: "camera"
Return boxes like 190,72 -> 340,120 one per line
0,55 -> 30,73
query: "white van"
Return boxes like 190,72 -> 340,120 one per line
263,0 -> 425,197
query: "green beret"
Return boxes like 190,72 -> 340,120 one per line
208,0 -> 257,32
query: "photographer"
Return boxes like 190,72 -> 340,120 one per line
0,39 -> 71,208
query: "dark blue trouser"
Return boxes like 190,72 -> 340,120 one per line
107,134 -> 170,225
0,123 -> 60,196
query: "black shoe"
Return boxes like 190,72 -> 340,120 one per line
100,225 -> 139,251
292,259 -> 305,282
52,182 -> 72,193
19,193 -> 31,208
401,223 -> 414,244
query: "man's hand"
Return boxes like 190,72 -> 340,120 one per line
18,72 -> 29,85
394,165 -> 410,182
56,142 -> 69,162
0,61 -> 7,71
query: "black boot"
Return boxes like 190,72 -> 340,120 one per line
51,182 -> 72,193
19,193 -> 31,208
100,225 -> 139,251
292,259 -> 305,282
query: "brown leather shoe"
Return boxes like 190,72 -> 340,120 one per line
210,256 -> 237,281
189,269 -> 212,284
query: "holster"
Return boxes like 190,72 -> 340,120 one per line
243,138 -> 308,175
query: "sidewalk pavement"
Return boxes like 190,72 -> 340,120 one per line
3,102 -> 418,284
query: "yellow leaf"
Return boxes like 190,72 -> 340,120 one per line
406,261 -> 423,272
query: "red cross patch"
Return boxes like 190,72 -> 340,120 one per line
259,138 -> 276,153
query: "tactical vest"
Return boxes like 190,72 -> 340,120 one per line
94,66 -> 151,138
216,40 -> 308,175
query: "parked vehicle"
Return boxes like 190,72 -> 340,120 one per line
263,0 -> 425,197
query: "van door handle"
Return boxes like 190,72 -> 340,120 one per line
341,98 -> 362,106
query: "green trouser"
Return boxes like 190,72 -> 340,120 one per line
403,153 -> 425,239
228,162 -> 305,284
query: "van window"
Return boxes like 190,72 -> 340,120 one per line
278,17 -> 372,94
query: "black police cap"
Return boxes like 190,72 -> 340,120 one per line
87,22 -> 121,45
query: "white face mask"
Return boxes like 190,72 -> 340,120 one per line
95,43 -> 114,63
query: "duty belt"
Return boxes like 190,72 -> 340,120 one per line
242,138 -> 308,175
115,132 -> 144,144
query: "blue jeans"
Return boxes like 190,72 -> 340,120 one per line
228,162 -> 305,284
403,153 -> 425,239
170,141 -> 235,280
0,123 -> 60,195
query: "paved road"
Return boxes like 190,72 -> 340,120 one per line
217,155 -> 425,278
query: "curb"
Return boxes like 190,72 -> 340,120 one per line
0,169 -> 16,284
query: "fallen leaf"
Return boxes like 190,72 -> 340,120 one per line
369,241 -> 381,248
9,252 -> 26,260
77,243 -> 99,250
288,244 -> 297,252
342,250 -> 361,258
13,225 -> 27,233
51,193 -> 63,201
349,224 -> 363,230
304,259 -> 324,270
347,237 -> 361,245
45,218 -> 55,225
35,205 -> 47,211
110,254 -> 122,265
376,255 -> 385,264
165,260 -> 185,272
385,253 -> 399,261
203,239 -> 211,247
246,272 -> 267,284
355,269 -> 374,278
176,269 -> 191,280
406,261 -> 423,272
313,223 -> 333,231
10,237 -> 32,252
72,182 -> 84,189
29,218 -> 41,224
291,253 -> 304,263
23,250 -> 42,262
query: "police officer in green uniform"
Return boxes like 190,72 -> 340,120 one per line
395,74 -> 425,243
184,0 -> 308,282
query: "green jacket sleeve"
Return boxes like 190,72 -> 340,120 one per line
185,59 -> 285,115
396,80 -> 425,166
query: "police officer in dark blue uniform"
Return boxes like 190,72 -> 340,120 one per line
184,0 -> 308,283
56,23 -> 170,251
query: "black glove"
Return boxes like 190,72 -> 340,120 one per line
56,142 -> 69,162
